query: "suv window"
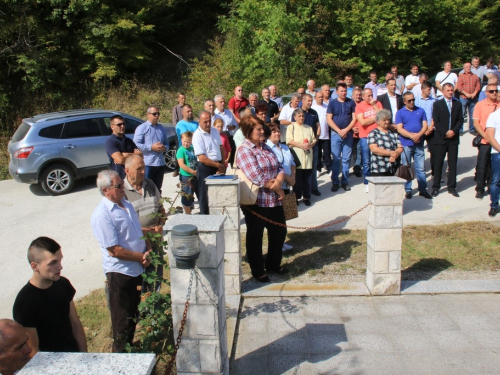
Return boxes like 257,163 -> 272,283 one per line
39,124 -> 64,139
62,118 -> 104,138
11,122 -> 31,142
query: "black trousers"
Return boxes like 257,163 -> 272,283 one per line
197,162 -> 218,214
106,272 -> 142,353
242,205 -> 287,277
432,141 -> 459,190
476,144 -> 492,192
294,169 -> 312,199
318,139 -> 332,171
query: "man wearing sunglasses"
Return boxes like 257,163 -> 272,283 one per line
472,84 -> 500,199
133,106 -> 169,192
91,170 -> 152,352
396,92 -> 431,199
105,115 -> 142,179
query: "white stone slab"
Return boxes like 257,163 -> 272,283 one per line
242,282 -> 370,297
401,279 -> 500,294
18,352 -> 155,375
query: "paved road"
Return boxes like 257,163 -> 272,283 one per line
232,293 -> 500,375
0,131 -> 496,319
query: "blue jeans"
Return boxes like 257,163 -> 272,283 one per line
490,153 -> 500,210
331,132 -> 353,185
145,165 -> 165,192
359,138 -> 371,184
311,144 -> 319,191
459,97 -> 477,133
401,144 -> 427,193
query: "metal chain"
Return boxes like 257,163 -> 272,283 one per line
239,202 -> 371,229
164,268 -> 194,375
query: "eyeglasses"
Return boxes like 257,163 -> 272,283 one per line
149,112 -> 160,116
406,99 -> 415,102
113,122 -> 125,127
110,183 -> 123,189
487,90 -> 498,94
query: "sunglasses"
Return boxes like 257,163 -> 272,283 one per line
149,112 -> 160,116
487,90 -> 498,94
406,99 -> 415,102
110,183 -> 123,189
113,122 -> 126,127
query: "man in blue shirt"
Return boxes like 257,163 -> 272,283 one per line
105,115 -> 142,179
133,106 -> 169,192
327,83 -> 356,192
396,92 -> 432,199
415,81 -> 437,176
91,170 -> 151,352
364,70 -> 380,98
175,105 -> 199,143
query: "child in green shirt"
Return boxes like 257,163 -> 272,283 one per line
176,132 -> 198,214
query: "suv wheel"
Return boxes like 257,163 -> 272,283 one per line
40,164 -> 75,195
164,149 -> 178,170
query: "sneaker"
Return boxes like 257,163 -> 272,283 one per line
405,191 -> 412,199
364,184 -> 369,193
489,208 -> 500,217
282,243 -> 293,251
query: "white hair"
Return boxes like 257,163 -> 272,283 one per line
124,154 -> 143,169
96,170 -> 119,196
249,93 -> 258,99
214,94 -> 225,102
307,79 -> 315,86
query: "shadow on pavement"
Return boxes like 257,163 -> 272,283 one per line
401,258 -> 453,286
29,176 -> 97,196
231,322 -> 347,375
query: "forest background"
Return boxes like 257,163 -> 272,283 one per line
1,0 -> 500,179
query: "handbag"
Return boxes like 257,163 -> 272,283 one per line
231,146 -> 259,205
282,192 -> 298,221
472,134 -> 483,148
394,149 -> 415,181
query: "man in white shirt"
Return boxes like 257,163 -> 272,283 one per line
278,94 -> 300,142
312,91 -> 331,173
485,108 -> 500,217
412,73 -> 435,98
404,64 -> 420,93
192,111 -> 225,214
435,61 -> 458,98
391,65 -> 406,94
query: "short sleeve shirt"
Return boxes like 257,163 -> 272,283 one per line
105,135 -> 138,179
13,277 -> 79,352
486,110 -> 500,154
327,98 -> 356,130
436,71 -> 458,97
228,97 -> 249,119
192,126 -> 222,161
123,177 -> 163,227
355,101 -> 383,138
367,128 -> 401,173
176,146 -> 197,177
395,106 -> 428,146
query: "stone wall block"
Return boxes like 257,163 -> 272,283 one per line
368,183 -> 404,206
170,268 -> 195,304
199,340 -> 222,373
222,229 -> 240,254
173,303 -> 190,339
224,275 -> 241,296
176,339 -> 201,372
366,269 -> 401,295
188,305 -> 219,339
388,251 -> 401,273
196,233 -> 218,268
210,207 -> 240,230
373,228 -> 402,251
195,268 -> 220,305
369,205 -> 394,228
223,253 -> 241,275
367,248 -> 388,274
208,185 -> 238,207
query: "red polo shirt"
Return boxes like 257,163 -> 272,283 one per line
228,96 -> 249,119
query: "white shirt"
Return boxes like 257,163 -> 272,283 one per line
404,74 -> 420,92
192,126 -> 222,161
436,71 -> 458,97
388,94 -> 399,123
486,110 -> 500,154
214,108 -> 237,136
278,102 -> 297,122
311,102 -> 329,139
412,84 -> 436,99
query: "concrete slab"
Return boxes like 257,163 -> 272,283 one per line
401,279 -> 500,294
242,282 -> 370,297
225,294 -> 241,359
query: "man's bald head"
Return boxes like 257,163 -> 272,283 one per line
0,319 -> 32,375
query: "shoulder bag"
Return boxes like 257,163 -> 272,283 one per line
394,148 -> 415,181
282,192 -> 298,221
231,146 -> 259,205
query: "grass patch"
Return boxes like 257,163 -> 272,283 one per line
241,221 -> 500,282
0,136 -> 11,181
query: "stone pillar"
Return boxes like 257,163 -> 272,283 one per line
365,177 -> 405,295
206,178 -> 241,295
166,215 -> 229,375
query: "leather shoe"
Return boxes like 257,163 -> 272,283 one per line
266,267 -> 289,275
431,189 -> 439,197
331,184 -> 339,192
405,191 -> 412,199
312,190 -> 321,196
255,275 -> 270,283
303,199 -> 311,206
476,191 -> 485,199
341,183 -> 351,191
419,191 -> 433,199
489,208 -> 500,217
448,189 -> 460,197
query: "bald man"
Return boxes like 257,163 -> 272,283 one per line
0,319 -> 32,375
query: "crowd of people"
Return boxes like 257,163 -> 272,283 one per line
4,57 -> 500,372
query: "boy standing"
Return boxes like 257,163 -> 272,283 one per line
176,132 -> 198,214
13,237 -> 87,354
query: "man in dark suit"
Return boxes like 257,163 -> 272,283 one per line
431,82 -> 463,197
377,78 -> 404,129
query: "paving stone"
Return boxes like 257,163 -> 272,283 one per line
341,315 -> 387,334
371,301 -> 412,316
234,333 -> 268,357
305,333 -> 346,354
466,329 -> 500,348
339,301 -> 377,317
237,316 -> 268,335
231,353 -> 268,375
357,353 -> 406,375
377,315 -> 422,332
385,330 -> 438,352
448,313 -> 499,331
414,312 -> 461,332
346,333 -> 396,353
427,330 -> 480,351
302,302 -> 342,317
266,354 -> 310,375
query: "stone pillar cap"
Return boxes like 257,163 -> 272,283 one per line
366,176 -> 406,184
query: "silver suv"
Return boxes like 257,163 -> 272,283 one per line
8,109 -> 177,195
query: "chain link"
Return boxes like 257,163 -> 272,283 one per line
164,268 -> 194,375
239,202 -> 371,229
